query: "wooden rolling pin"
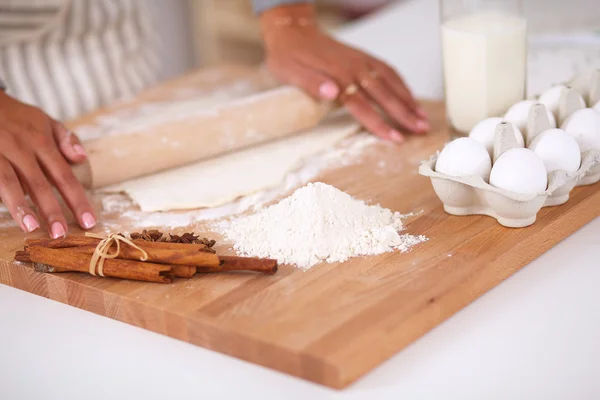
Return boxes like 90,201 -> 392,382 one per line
72,86 -> 333,188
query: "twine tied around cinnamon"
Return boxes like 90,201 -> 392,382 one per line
85,233 -> 148,276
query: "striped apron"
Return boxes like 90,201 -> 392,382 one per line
0,0 -> 161,121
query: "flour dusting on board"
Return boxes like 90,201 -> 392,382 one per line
217,182 -> 427,269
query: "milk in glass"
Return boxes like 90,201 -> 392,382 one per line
441,6 -> 527,134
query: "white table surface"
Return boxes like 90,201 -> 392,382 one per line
2,1 -> 600,399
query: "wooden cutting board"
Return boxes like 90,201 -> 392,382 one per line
0,65 -> 598,389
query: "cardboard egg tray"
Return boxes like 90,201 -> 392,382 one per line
420,70 -> 600,228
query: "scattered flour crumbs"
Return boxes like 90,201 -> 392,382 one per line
216,182 -> 427,270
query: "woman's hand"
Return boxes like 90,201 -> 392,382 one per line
0,91 -> 96,237
260,4 -> 429,143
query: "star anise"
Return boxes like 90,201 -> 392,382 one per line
167,234 -> 182,243
129,232 -> 142,240
147,230 -> 164,241
196,237 -> 216,248
130,229 -> 165,242
128,230 -> 216,251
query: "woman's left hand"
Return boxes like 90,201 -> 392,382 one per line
260,4 -> 429,143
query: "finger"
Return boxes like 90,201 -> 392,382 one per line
268,60 -> 339,100
359,74 -> 428,134
342,90 -> 404,143
0,156 -> 39,233
11,156 -> 67,239
372,62 -> 428,121
25,173 -> 67,239
36,145 -> 96,230
52,120 -> 87,164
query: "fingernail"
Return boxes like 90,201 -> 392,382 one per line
51,222 -> 66,239
416,107 -> 428,119
319,82 -> 339,100
81,212 -> 96,229
22,214 -> 39,233
73,144 -> 87,157
390,130 -> 404,143
416,120 -> 430,132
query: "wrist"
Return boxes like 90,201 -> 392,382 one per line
260,4 -> 318,38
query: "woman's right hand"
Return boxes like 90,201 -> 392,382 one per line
260,4 -> 429,143
0,91 -> 96,237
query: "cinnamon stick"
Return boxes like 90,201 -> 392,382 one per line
197,256 -> 278,275
16,251 -> 69,273
171,265 -> 197,278
67,247 -> 276,275
32,263 -> 70,273
26,238 -> 219,268
20,235 -> 277,278
131,239 -> 211,253
25,236 -> 101,249
21,247 -> 195,278
28,247 -> 173,283
25,237 -> 211,252
14,250 -> 31,263
65,242 -> 220,268
126,242 -> 220,267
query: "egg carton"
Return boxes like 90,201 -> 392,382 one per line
420,73 -> 600,228
423,126 -> 575,228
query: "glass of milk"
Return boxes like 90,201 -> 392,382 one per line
441,0 -> 527,135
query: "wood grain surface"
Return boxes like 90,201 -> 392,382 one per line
1,66 -> 598,389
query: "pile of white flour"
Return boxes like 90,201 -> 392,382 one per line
217,182 -> 427,269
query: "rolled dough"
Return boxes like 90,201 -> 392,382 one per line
101,113 -> 360,212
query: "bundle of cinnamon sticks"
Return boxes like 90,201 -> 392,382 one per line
14,231 -> 277,284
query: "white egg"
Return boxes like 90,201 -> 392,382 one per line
435,137 -> 492,180
469,117 -> 524,154
504,100 -> 557,133
560,108 -> 600,152
490,148 -> 548,194
529,129 -> 581,174
538,85 -> 566,118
